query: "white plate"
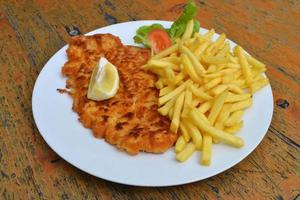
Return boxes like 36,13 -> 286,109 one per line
32,20 -> 273,187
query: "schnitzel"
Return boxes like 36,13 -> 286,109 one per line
62,34 -> 178,155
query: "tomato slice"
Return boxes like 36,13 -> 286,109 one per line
147,29 -> 172,54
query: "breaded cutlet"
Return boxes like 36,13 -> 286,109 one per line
62,33 -> 177,154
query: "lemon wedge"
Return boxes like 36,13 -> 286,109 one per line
87,57 -> 119,101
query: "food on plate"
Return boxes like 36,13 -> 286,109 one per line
61,0 -> 269,166
142,14 -> 269,165
61,34 -> 177,155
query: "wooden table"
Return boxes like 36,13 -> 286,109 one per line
1,0 -> 299,199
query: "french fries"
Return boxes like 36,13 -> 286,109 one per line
194,41 -> 210,58
225,93 -> 251,103
247,55 -> 266,69
175,136 -> 186,153
215,104 -> 232,130
208,90 -> 228,125
235,46 -> 252,86
202,77 -> 222,91
181,90 -> 193,117
158,80 -> 191,106
231,98 -> 252,112
183,120 -> 202,150
176,143 -> 196,162
144,23 -> 270,166
181,46 -> 206,75
182,53 -> 202,83
179,122 -> 191,142
210,84 -> 228,96
190,110 -> 244,148
224,110 -> 244,127
201,133 -> 212,165
198,100 -> 212,114
159,85 -> 175,96
190,84 -> 212,100
225,121 -> 244,134
158,98 -> 175,116
170,92 -> 185,133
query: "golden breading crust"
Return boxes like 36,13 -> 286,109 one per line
62,33 -> 178,155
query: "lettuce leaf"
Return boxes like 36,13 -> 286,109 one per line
133,24 -> 166,47
168,1 -> 198,40
193,19 -> 200,34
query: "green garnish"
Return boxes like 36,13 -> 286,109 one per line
168,1 -> 199,40
133,1 -> 200,47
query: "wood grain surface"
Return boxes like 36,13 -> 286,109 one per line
0,0 -> 300,199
